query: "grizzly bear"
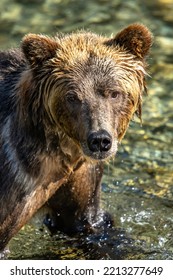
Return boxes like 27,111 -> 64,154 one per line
0,23 -> 152,257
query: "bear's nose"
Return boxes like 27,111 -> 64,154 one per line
87,130 -> 112,153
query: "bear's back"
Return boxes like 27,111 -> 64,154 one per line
0,49 -> 26,121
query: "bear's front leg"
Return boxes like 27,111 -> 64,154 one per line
45,161 -> 113,234
0,176 -> 68,254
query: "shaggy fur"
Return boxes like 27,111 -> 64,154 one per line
0,24 -> 152,254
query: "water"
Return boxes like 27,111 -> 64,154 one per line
0,0 -> 173,259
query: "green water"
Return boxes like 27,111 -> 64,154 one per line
0,0 -> 173,259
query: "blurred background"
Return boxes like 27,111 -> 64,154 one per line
0,0 -> 173,260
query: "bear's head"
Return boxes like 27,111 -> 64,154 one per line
21,24 -> 152,161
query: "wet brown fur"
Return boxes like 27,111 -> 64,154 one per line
0,24 -> 152,255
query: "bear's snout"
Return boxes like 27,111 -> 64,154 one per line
87,130 -> 112,153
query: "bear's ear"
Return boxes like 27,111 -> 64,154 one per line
22,34 -> 59,66
106,23 -> 153,59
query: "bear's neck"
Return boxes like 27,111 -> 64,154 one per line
11,109 -> 84,179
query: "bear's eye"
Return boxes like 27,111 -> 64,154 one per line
111,91 -> 119,99
66,92 -> 79,103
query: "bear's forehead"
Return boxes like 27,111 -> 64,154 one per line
53,32 -> 144,77
55,32 -> 125,61
50,32 -> 145,95
53,41 -> 140,83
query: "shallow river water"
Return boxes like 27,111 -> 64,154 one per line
0,0 -> 173,259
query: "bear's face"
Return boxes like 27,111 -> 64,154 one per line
47,51 -> 141,160
22,24 -> 152,161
